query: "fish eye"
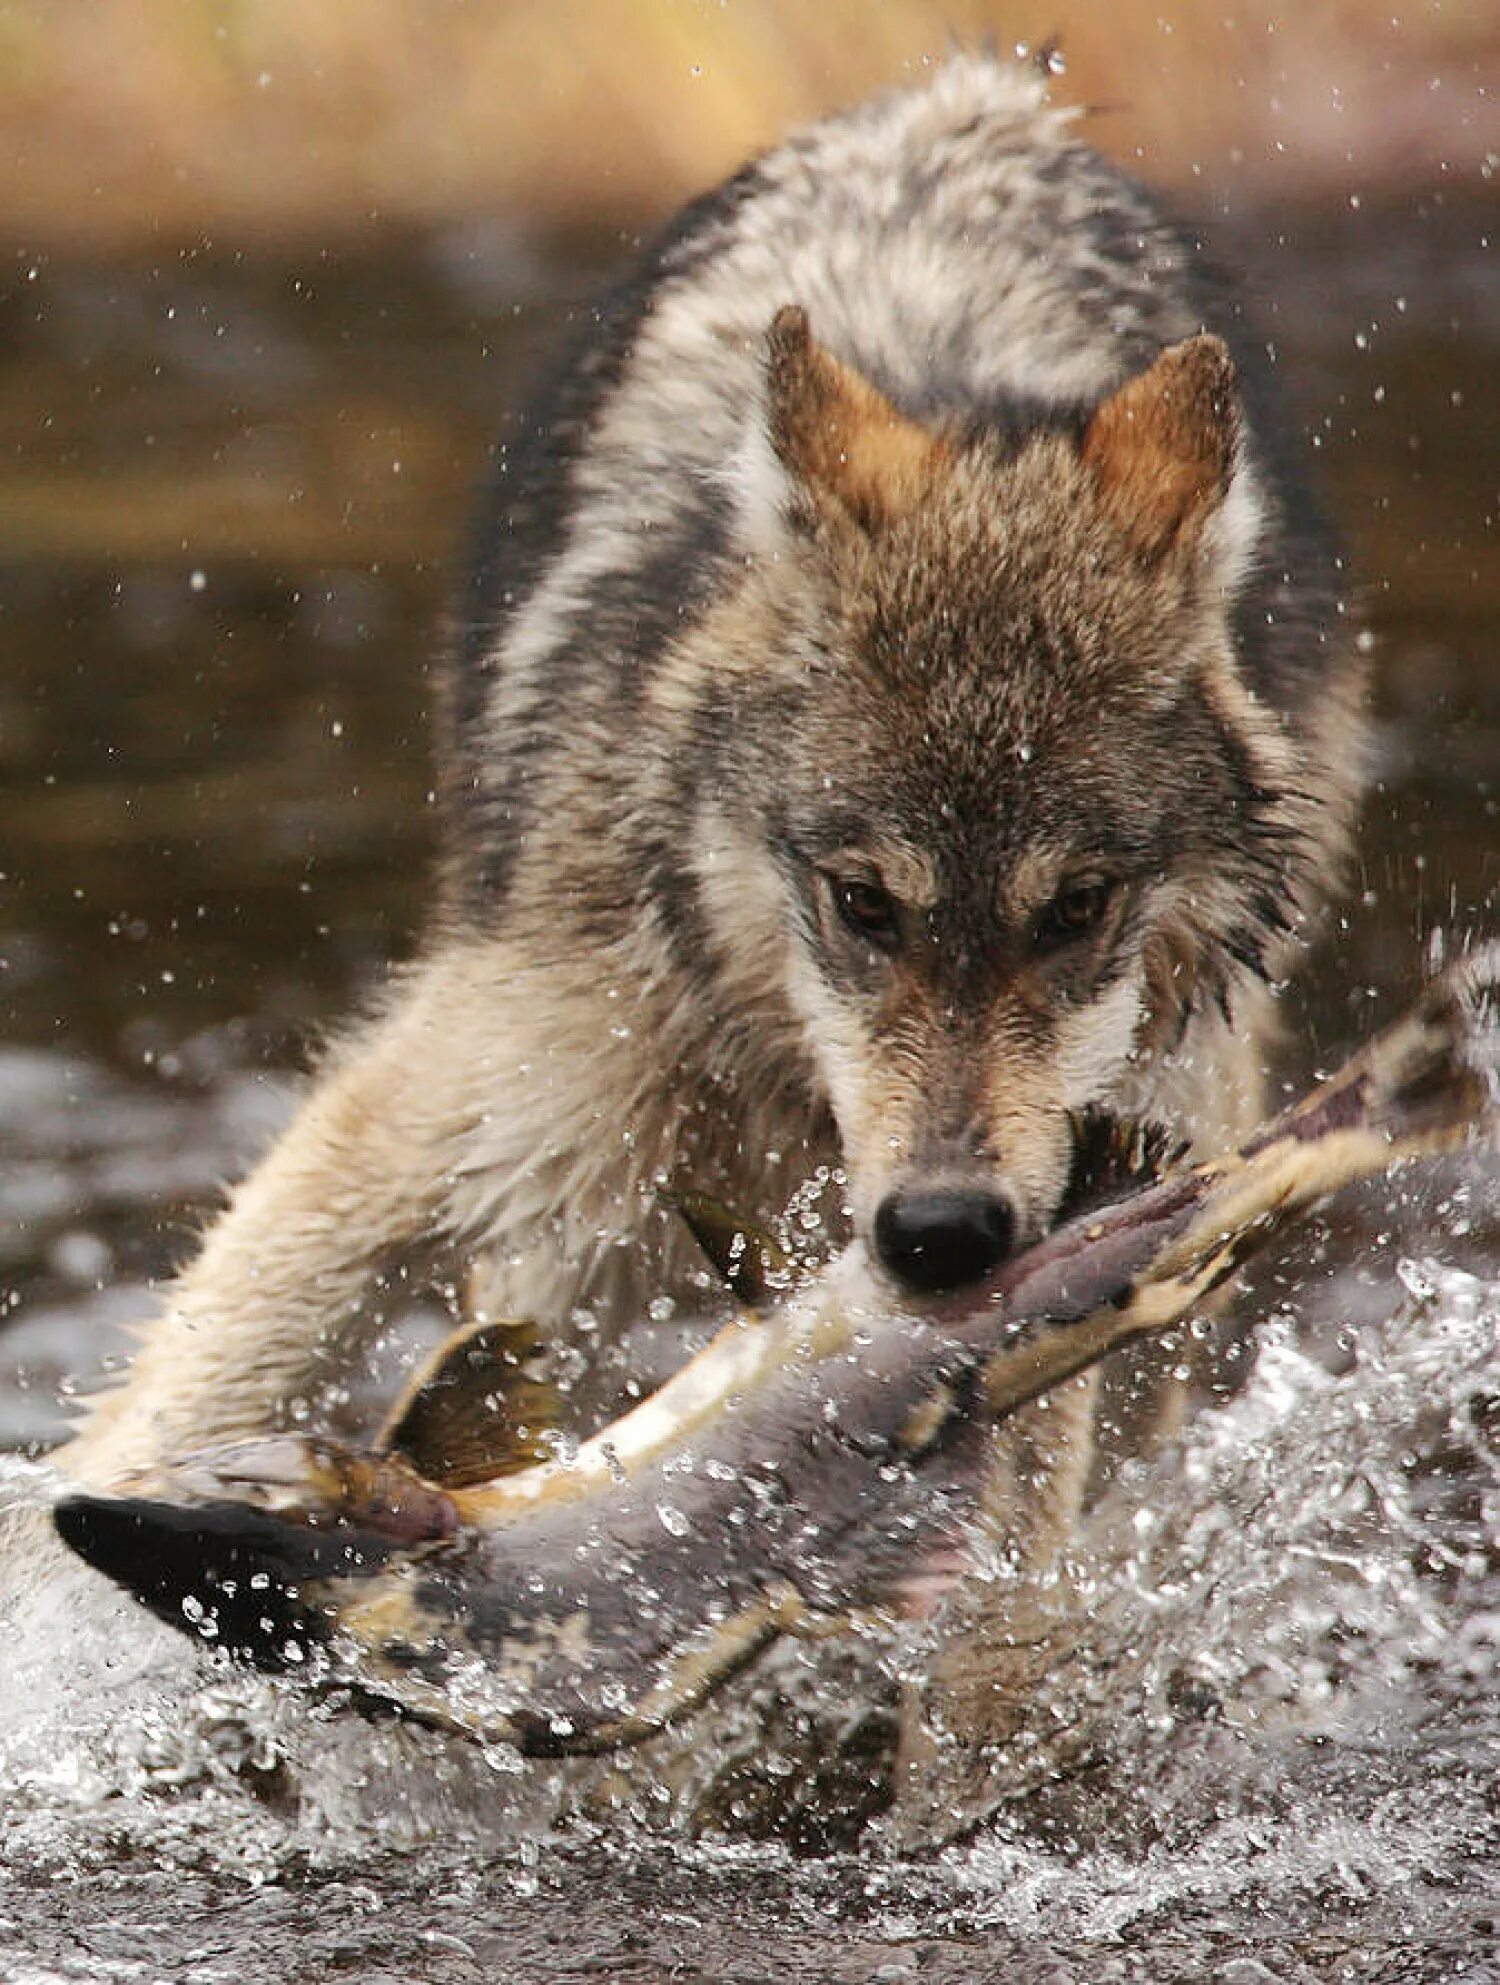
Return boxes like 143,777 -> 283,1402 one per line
826,873 -> 901,951
1036,878 -> 1115,951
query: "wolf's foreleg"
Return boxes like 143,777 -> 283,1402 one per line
60,947 -> 518,1488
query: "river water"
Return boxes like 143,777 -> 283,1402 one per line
0,193 -> 1496,1980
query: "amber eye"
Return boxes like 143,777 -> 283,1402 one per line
828,874 -> 900,950
1036,879 -> 1115,951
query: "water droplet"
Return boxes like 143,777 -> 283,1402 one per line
1395,1256 -> 1439,1302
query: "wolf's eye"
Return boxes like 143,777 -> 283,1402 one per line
1036,879 -> 1114,952
828,875 -> 900,951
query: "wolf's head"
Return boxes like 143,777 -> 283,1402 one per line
687,309 -> 1327,1295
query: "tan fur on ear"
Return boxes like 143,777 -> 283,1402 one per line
1081,334 -> 1239,559
765,305 -> 946,530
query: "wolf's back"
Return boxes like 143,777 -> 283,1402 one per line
437,55 -> 1344,928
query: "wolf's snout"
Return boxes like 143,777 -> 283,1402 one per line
873,1186 -> 1017,1294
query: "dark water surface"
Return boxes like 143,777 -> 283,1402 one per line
0,193 -> 1497,1981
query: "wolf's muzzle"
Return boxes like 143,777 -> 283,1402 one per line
873,1186 -> 1017,1293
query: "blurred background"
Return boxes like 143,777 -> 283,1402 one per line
0,0 -> 1494,242
0,0 -> 1496,1441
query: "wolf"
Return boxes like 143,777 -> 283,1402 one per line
63,55 -> 1365,1762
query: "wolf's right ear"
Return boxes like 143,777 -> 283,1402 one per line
763,305 -> 947,533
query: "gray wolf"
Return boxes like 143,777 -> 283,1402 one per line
63,53 -> 1366,1760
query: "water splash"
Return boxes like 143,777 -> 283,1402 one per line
938,1260 -> 1499,1940
1,1258 -> 1496,1975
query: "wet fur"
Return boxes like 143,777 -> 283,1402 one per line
63,56 -> 1366,1762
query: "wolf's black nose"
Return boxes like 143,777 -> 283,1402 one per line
873,1187 -> 1016,1293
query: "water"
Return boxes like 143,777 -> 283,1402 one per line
1,198 -> 1497,1979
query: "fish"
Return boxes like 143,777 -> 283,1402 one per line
53,947 -> 1499,1756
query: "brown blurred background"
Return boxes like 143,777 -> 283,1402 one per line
1,0 -> 1495,248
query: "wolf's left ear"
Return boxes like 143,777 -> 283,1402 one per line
764,305 -> 947,532
1081,335 -> 1245,565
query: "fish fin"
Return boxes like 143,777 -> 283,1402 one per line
377,1317 -> 563,1487
1056,1109 -> 1184,1223
663,1188 -> 791,1306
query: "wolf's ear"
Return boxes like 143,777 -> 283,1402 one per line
1081,335 -> 1242,562
765,305 -> 946,532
